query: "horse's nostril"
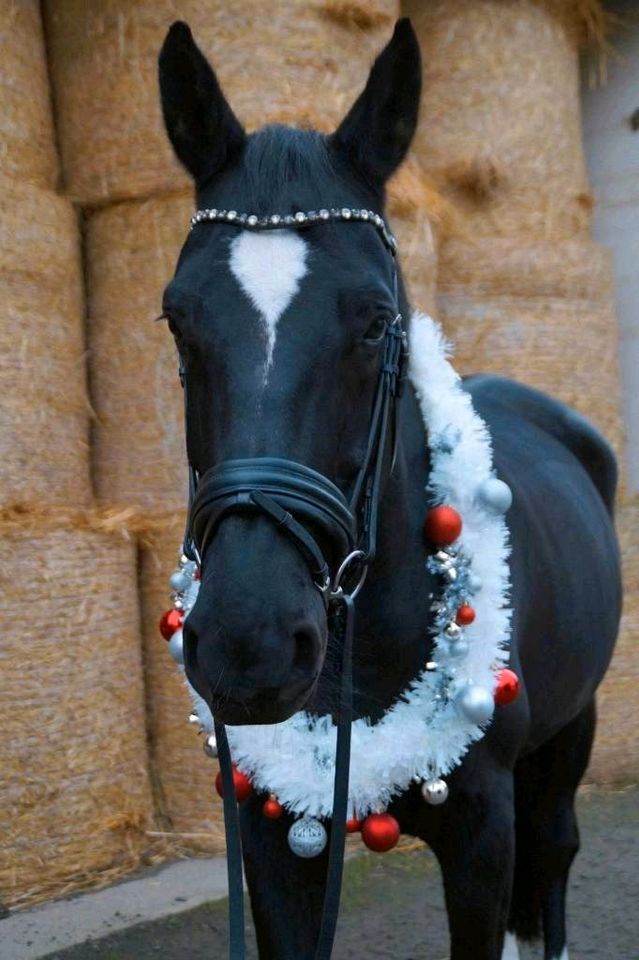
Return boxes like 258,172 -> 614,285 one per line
293,625 -> 319,672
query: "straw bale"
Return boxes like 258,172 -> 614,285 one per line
140,516 -> 225,854
0,177 -> 91,508
44,0 -> 399,206
86,193 -> 191,512
404,0 -> 592,241
587,497 -> 639,784
0,524 -> 155,908
387,158 -> 440,316
0,0 -> 58,189
436,238 -> 623,458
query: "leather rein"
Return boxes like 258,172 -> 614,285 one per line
179,206 -> 407,959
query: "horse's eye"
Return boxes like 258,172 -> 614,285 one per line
363,316 -> 388,344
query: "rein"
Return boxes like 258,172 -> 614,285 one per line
180,207 -> 406,959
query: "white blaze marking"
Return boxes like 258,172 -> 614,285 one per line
501,932 -> 521,960
229,230 -> 308,379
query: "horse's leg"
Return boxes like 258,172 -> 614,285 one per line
426,763 -> 516,960
240,795 -> 328,960
507,699 -> 596,960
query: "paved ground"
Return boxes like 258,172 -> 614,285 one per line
18,787 -> 639,959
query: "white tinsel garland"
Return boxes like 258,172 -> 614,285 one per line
171,313 -> 512,820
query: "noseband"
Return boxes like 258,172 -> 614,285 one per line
182,206 -> 408,605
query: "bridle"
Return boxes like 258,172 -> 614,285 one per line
179,205 -> 408,960
182,206 -> 408,604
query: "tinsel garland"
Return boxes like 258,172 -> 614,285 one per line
168,313 -> 513,820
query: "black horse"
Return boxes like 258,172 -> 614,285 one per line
157,20 -> 621,960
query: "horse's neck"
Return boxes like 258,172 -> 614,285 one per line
312,384 -> 435,721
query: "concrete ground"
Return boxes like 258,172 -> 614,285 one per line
3,786 -> 637,960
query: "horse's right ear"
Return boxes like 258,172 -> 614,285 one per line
158,22 -> 245,184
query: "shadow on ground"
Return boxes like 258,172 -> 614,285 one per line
42,787 -> 638,959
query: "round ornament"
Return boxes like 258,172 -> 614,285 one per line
168,629 -> 184,665
476,477 -> 513,514
421,778 -> 449,806
346,817 -> 362,833
170,569 -> 192,592
424,505 -> 462,545
203,734 -> 218,759
361,813 -> 400,852
456,684 -> 495,724
215,766 -> 253,803
494,668 -> 520,706
159,608 -> 184,640
263,796 -> 284,820
456,604 -> 476,626
288,817 -> 327,858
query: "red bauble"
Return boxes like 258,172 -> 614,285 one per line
494,669 -> 520,706
215,766 -> 253,803
361,813 -> 400,852
263,797 -> 284,820
424,505 -> 462,546
346,817 -> 362,833
456,604 -> 476,626
159,608 -> 184,640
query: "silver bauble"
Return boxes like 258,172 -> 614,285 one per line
170,570 -> 192,592
456,684 -> 494,724
443,566 -> 458,583
444,622 -> 462,641
203,734 -> 218,759
287,817 -> 327,858
421,778 -> 449,805
168,628 -> 184,665
476,477 -> 513,514
447,638 -> 470,659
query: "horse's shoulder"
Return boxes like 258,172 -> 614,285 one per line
462,373 -> 618,512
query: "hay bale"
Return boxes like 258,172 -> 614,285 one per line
404,0 -> 592,241
387,158 -> 439,316
0,177 -> 91,508
86,194 -> 190,512
44,0 -> 399,206
436,238 -> 623,457
0,521 -> 155,908
0,0 -> 58,189
587,498 -> 639,784
140,515 -> 225,854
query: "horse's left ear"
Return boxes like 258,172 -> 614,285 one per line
330,19 -> 421,187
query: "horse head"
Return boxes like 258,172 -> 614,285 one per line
158,19 -> 421,724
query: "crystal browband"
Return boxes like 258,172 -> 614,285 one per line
190,206 -> 398,254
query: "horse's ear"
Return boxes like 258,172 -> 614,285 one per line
158,22 -> 245,184
330,19 -> 421,187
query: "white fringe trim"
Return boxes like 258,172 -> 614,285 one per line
183,313 -> 511,819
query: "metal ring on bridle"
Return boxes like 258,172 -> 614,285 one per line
331,549 -> 368,600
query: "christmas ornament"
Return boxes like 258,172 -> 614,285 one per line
346,817 -> 362,833
476,477 -> 513,515
215,766 -> 253,803
456,604 -> 475,626
494,668 -> 520,706
424,505 -> 462,545
421,778 -> 449,806
167,313 -> 512,823
203,733 -> 218,759
159,608 -> 183,640
167,629 -> 184,665
288,817 -> 327,858
263,796 -> 284,819
361,813 -> 400,852
456,684 -> 495,724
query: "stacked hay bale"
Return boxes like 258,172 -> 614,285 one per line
0,2 -> 154,906
45,0 -> 410,851
406,0 -> 635,780
0,510 -> 155,907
